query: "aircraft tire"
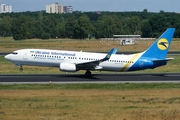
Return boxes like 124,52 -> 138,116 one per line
19,67 -> 23,72
85,70 -> 91,77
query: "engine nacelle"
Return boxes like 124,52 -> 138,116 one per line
59,63 -> 76,72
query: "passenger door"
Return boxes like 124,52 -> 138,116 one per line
23,51 -> 28,60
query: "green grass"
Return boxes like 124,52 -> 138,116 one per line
1,83 -> 180,90
1,37 -> 180,52
1,88 -> 180,120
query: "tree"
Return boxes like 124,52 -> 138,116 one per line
0,16 -> 12,37
95,15 -> 123,38
42,15 -> 58,38
74,14 -> 94,39
160,10 -> 165,13
57,20 -> 66,38
111,15 -> 123,35
11,15 -> 30,40
65,15 -> 77,38
143,9 -> 148,13
141,20 -> 152,37
125,16 -> 141,35
1,11 -> 180,39
31,12 -> 45,38
34,19 -> 44,38
148,15 -> 169,37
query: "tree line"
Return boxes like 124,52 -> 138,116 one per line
0,11 -> 180,40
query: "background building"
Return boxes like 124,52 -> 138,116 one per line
46,3 -> 73,14
63,6 -> 73,13
0,4 -> 12,13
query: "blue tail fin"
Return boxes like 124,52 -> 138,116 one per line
142,28 -> 175,59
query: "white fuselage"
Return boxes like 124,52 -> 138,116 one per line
5,49 -> 144,72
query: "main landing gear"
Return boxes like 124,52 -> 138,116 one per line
85,70 -> 91,77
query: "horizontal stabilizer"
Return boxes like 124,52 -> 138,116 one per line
153,58 -> 174,62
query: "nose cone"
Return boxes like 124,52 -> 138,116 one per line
4,54 -> 11,61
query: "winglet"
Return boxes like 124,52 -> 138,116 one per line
102,48 -> 114,61
112,47 -> 118,54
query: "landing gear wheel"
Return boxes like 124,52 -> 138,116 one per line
19,67 -> 23,72
85,70 -> 91,77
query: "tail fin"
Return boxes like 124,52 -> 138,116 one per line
142,28 -> 175,59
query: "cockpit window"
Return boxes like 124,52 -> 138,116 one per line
12,52 -> 18,55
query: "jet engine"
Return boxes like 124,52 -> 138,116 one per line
59,63 -> 76,72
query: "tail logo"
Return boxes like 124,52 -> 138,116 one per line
157,38 -> 169,50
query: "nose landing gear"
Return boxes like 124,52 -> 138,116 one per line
19,66 -> 23,72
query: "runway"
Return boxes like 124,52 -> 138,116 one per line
0,73 -> 180,84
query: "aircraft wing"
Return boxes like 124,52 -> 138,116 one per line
76,48 -> 114,70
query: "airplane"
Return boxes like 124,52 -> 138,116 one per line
5,28 -> 175,77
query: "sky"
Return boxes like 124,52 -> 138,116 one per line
1,0 -> 180,13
